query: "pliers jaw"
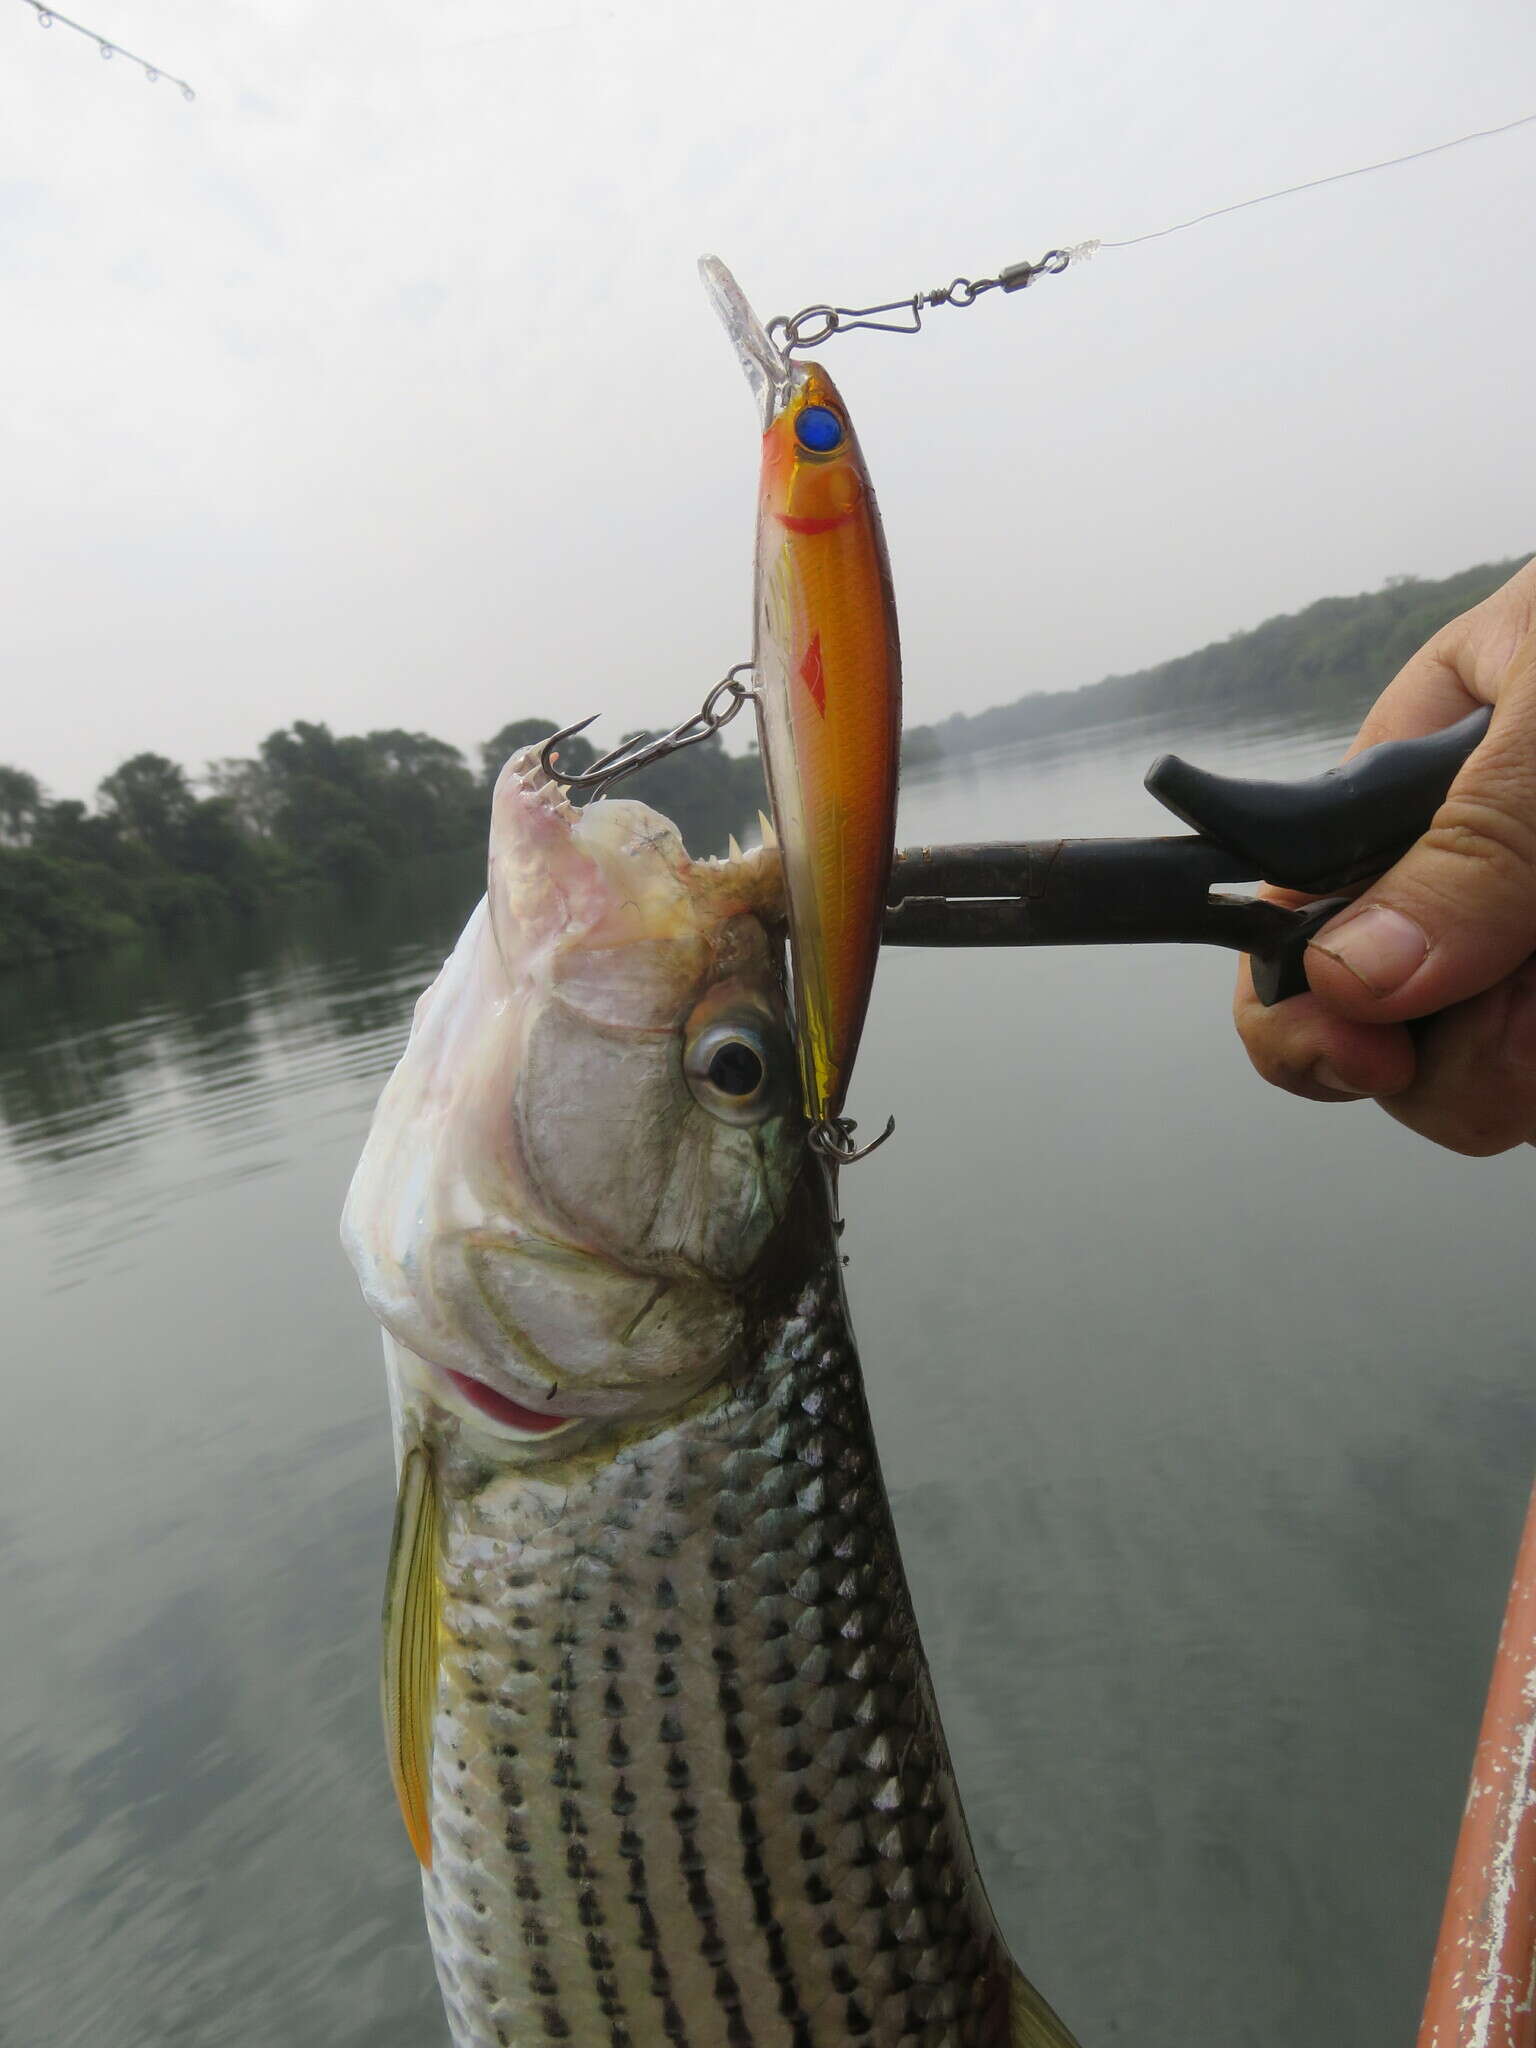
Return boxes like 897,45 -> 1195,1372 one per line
882,706 -> 1491,1006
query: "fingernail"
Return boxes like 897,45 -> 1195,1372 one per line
1312,1061 -> 1370,1097
1309,906 -> 1428,996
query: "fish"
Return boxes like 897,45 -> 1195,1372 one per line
702,256 -> 901,1137
341,747 -> 1081,2047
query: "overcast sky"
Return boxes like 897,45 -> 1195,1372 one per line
3,0 -> 1534,800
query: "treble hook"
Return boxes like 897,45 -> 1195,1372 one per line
539,666 -> 755,801
807,1114 -> 897,1166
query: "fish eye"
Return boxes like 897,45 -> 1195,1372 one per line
795,405 -> 845,454
682,1009 -> 790,1127
707,1039 -> 763,1097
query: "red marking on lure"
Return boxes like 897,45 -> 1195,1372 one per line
777,510 -> 856,535
799,633 -> 827,716
446,1369 -> 569,1434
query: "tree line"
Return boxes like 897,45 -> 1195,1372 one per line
0,717 -> 767,969
3,553 -> 1526,968
907,555 -> 1530,760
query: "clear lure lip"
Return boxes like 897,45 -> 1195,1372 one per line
444,1368 -> 572,1436
699,255 -> 799,429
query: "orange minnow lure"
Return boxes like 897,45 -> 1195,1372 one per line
702,257 -> 901,1142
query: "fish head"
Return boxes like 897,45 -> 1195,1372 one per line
483,759 -> 799,1282
762,361 -> 869,538
341,748 -> 802,1448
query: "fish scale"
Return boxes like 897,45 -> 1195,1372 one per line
422,1252 -> 1018,2048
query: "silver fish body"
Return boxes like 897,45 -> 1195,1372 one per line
344,750 -> 1077,2048
423,1222 -> 1020,2048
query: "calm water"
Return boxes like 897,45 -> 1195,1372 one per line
2,714 -> 1532,2048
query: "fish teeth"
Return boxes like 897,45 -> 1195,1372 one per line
727,834 -> 743,861
502,744 -> 579,823
757,810 -> 779,851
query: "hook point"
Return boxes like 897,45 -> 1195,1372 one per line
538,714 -> 600,783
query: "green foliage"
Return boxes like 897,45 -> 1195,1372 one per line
0,766 -> 43,846
309,822 -> 389,893
5,551 -> 1524,968
0,849 -> 139,965
97,753 -> 194,859
929,556 -> 1531,758
1,707 -> 767,968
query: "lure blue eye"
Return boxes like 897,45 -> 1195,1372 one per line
795,406 -> 845,453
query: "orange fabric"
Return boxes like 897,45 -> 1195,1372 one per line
1419,1478 -> 1536,2048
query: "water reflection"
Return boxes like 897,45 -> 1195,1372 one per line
0,714 -> 1530,2048
0,877 -> 480,1290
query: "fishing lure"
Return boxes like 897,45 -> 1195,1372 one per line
698,258 -> 902,1156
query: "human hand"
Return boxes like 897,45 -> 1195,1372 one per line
1233,554 -> 1536,1154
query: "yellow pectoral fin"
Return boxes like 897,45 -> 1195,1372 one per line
1012,1970 -> 1084,2048
381,1443 -> 441,1869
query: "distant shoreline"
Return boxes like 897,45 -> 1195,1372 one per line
900,553 -> 1529,767
4,555 -> 1525,970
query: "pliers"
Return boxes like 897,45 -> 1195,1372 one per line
882,706 -> 1492,1005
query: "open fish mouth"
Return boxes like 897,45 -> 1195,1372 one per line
442,1368 -> 573,1437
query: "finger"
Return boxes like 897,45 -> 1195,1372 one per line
1377,959 -> 1536,1156
1233,954 -> 1417,1102
1305,624 -> 1536,1023
1347,625 -> 1485,757
1348,555 -> 1536,755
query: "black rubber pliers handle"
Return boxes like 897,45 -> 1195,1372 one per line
882,705 -> 1492,1005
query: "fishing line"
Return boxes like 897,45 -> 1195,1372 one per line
1103,107 -> 1536,248
774,107 -> 1536,352
16,0 -> 195,99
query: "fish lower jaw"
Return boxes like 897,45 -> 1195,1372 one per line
442,1368 -> 572,1437
393,1338 -> 732,1451
389,1342 -> 580,1445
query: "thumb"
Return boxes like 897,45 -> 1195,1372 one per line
1305,625 -> 1536,1022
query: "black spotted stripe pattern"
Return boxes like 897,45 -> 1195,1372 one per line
424,1251 -> 1017,2047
